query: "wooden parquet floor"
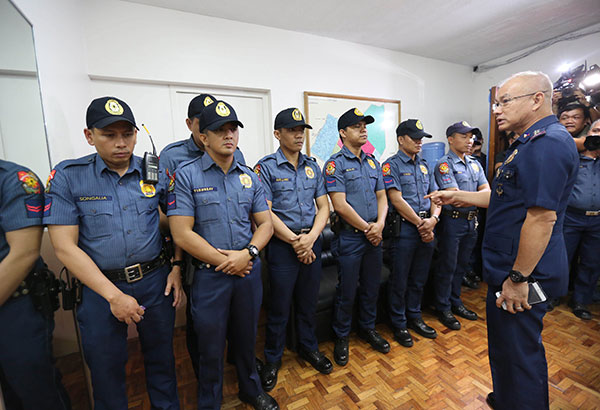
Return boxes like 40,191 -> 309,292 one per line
57,283 -> 600,409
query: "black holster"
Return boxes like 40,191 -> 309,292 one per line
27,265 -> 60,319
383,209 -> 402,239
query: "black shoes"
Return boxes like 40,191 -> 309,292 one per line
255,357 -> 264,375
393,329 -> 413,347
438,310 -> 461,330
572,303 -> 592,320
259,360 -> 281,392
452,304 -> 478,321
546,298 -> 560,312
408,318 -> 437,339
333,336 -> 349,366
298,349 -> 333,374
486,392 -> 496,409
238,391 -> 279,410
357,328 -> 391,354
462,275 -> 480,289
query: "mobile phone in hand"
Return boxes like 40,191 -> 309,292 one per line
495,281 -> 548,310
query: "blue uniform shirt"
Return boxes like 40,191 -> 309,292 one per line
43,154 -> 167,271
382,151 -> 438,213
567,154 -> 600,211
323,145 -> 384,223
434,150 -> 488,211
254,148 -> 326,231
160,136 -> 246,179
0,160 -> 44,261
483,115 -> 578,295
167,153 -> 268,251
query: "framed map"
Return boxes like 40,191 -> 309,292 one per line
303,92 -> 401,167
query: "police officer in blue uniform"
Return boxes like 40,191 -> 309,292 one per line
427,71 -> 578,409
159,93 -> 246,379
324,108 -> 390,366
382,119 -> 440,347
563,119 -> 600,320
167,100 -> 278,410
44,97 -> 182,410
433,121 -> 489,330
254,108 -> 332,391
0,160 -> 71,410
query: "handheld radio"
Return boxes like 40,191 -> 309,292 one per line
141,124 -> 159,184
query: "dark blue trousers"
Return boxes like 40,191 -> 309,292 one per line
191,260 -> 263,409
0,295 -> 71,410
433,217 -> 477,311
332,231 -> 383,337
388,221 -> 434,330
76,265 -> 179,410
563,211 -> 600,305
486,287 -> 549,410
264,237 -> 322,363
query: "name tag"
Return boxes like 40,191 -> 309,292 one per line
193,186 -> 217,193
76,195 -> 112,202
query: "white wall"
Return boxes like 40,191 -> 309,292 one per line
472,25 -> 600,148
17,0 -> 476,167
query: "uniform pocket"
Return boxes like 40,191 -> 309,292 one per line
194,192 -> 221,223
78,200 -> 114,239
135,197 -> 159,233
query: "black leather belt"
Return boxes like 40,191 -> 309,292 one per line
442,209 -> 478,220
291,228 -> 311,235
103,252 -> 168,283
191,258 -> 212,270
567,206 -> 600,216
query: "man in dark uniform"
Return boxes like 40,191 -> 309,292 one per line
254,108 -> 332,391
382,119 -> 441,347
168,100 -> 278,409
433,121 -> 490,330
44,97 -> 182,410
0,160 -> 71,410
563,119 -> 600,320
159,93 -> 246,379
323,108 -> 390,366
427,71 -> 578,409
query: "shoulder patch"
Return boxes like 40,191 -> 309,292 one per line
438,162 -> 450,174
45,169 -> 56,193
325,160 -> 336,176
382,162 -> 391,176
253,164 -> 261,177
18,171 -> 41,194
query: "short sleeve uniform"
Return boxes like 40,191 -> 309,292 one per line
434,150 -> 487,211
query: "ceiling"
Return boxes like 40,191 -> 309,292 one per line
125,0 -> 600,67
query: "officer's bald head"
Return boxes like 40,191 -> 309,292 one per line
498,71 -> 553,109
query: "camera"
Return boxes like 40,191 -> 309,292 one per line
583,135 -> 600,151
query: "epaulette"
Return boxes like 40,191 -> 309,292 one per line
528,128 -> 547,141
259,153 -> 277,163
305,156 -> 317,162
60,153 -> 96,169
177,156 -> 202,171
239,163 -> 254,172
160,139 -> 187,154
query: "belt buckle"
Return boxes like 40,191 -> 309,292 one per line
124,263 -> 143,283
300,228 -> 311,234
586,210 -> 600,216
418,211 -> 427,218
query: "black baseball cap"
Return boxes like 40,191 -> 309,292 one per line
86,96 -> 138,130
274,108 -> 312,130
338,108 -> 375,130
198,100 -> 244,132
188,94 -> 216,119
446,121 -> 480,137
396,119 -> 432,139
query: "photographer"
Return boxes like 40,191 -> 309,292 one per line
563,119 -> 600,321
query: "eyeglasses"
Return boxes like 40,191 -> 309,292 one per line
492,90 -> 548,111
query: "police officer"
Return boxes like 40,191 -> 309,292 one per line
433,121 -> 490,330
382,119 -> 440,347
0,160 -> 71,410
159,93 -> 246,379
254,108 -> 332,391
563,119 -> 600,320
324,108 -> 390,366
167,100 -> 278,409
428,71 -> 578,409
44,97 -> 182,410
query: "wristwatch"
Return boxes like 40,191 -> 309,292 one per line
246,244 -> 259,260
432,214 -> 440,223
508,269 -> 528,283
172,260 -> 184,267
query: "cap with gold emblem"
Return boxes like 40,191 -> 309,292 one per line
446,121 -> 480,137
274,107 -> 312,130
86,96 -> 138,130
396,119 -> 432,139
188,93 -> 216,119
337,107 -> 375,131
198,100 -> 244,132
